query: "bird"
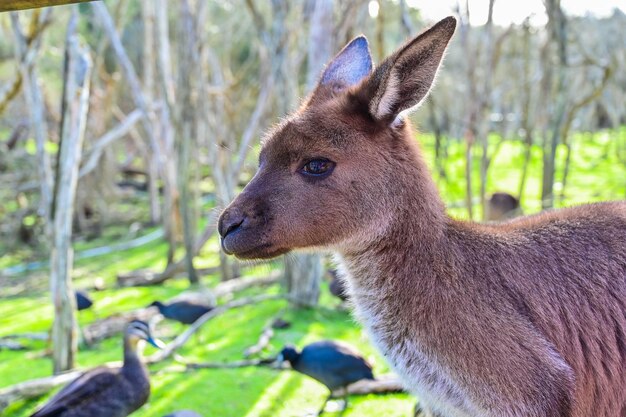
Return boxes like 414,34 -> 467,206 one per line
149,300 -> 213,325
75,290 -> 93,311
30,320 -> 163,417
277,340 -> 374,415
328,269 -> 348,302
271,318 -> 291,329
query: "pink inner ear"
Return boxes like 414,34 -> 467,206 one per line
320,36 -> 373,89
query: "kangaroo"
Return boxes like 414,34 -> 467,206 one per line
218,17 -> 626,417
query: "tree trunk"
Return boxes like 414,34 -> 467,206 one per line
478,0 -> 495,220
10,10 -> 54,237
541,0 -> 567,210
50,9 -> 92,373
518,135 -> 532,201
541,117 -> 564,209
152,0 -> 180,264
464,137 -> 474,219
558,66 -> 612,204
375,0 -> 384,60
176,0 -> 199,284
459,3 -> 476,220
285,255 -> 323,308
92,1 -> 179,262
202,47 -> 239,281
141,0 -> 161,225
517,19 -> 533,201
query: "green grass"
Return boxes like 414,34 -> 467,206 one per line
1,128 -> 624,416
1,275 -> 414,417
418,127 -> 626,218
0,220 -> 412,416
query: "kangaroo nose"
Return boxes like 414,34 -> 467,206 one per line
218,208 -> 246,238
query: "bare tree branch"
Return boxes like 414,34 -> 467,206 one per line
232,80 -> 273,176
10,9 -> 54,233
50,7 -> 92,373
0,370 -> 84,412
79,108 -> 145,178
244,307 -> 285,357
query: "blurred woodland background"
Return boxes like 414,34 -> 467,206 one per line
0,0 -> 625,416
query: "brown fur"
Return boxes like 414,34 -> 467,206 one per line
218,17 -> 626,417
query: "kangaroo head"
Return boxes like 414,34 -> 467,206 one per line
218,17 -> 457,259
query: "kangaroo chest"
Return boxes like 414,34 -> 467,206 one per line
337,257 -> 482,417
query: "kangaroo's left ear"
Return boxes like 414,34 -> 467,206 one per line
319,36 -> 373,90
363,16 -> 457,123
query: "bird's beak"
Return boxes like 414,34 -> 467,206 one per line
146,336 -> 166,349
275,353 -> 284,364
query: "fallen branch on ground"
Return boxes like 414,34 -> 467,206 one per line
83,307 -> 158,345
169,270 -> 282,306
0,332 -> 49,341
117,265 -> 219,287
214,270 -> 281,298
0,361 -> 124,413
184,358 -> 275,370
341,373 -> 405,396
244,327 -> 274,358
154,358 -> 279,375
0,332 -> 49,351
0,370 -> 80,412
244,306 -> 285,357
83,272 -> 281,345
0,340 -> 26,351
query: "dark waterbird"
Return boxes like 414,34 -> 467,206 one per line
75,290 -> 93,311
271,318 -> 291,329
30,320 -> 163,417
277,340 -> 374,415
149,300 -> 213,325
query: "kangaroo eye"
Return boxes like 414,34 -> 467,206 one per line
300,159 -> 335,177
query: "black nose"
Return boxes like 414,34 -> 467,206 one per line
218,208 -> 246,238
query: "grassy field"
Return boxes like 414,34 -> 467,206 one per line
418,128 -> 626,217
1,128 -> 624,416
1,263 -> 415,417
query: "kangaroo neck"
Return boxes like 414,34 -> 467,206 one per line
339,130 -> 448,284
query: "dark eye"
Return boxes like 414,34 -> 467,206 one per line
300,159 -> 335,177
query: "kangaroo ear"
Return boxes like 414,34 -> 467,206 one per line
365,16 -> 457,123
319,36 -> 373,90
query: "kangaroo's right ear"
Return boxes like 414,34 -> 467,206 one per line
361,16 -> 457,124
319,36 -> 373,91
